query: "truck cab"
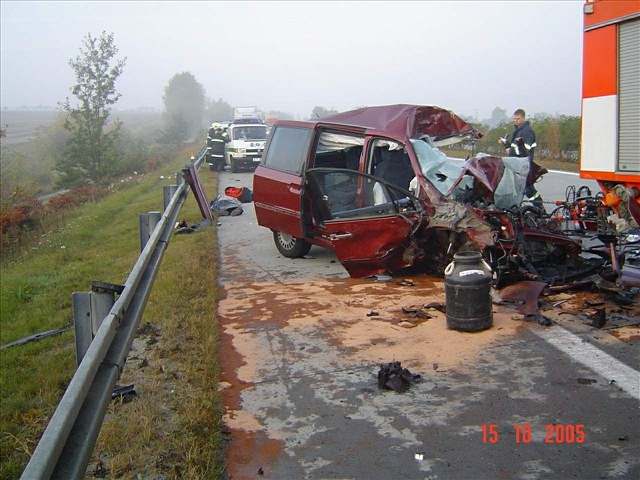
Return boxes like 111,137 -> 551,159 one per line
225,123 -> 268,172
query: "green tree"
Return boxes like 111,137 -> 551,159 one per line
161,72 -> 205,143
205,97 -> 234,122
559,115 -> 581,153
56,31 -> 126,187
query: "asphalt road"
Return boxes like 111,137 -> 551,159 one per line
214,168 -> 638,480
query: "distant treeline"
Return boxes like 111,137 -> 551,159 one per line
473,114 -> 581,162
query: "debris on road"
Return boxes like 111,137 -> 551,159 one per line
175,219 -> 210,234
494,281 -> 553,326
377,361 -> 422,393
401,305 -> 433,320
577,378 -> 597,385
589,307 -> 608,329
210,194 -> 244,216
224,186 -> 253,203
398,321 -> 418,328
424,302 -> 446,313
369,274 -> 393,282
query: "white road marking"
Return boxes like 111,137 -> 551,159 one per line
533,325 -> 639,400
547,169 -> 579,176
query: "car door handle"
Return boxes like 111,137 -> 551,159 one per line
328,232 -> 353,241
288,184 -> 301,195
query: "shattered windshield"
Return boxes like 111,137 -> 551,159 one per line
492,155 -> 530,209
410,138 -> 465,195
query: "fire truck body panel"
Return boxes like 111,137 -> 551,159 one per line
581,0 -> 640,188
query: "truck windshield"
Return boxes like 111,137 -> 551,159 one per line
231,126 -> 267,141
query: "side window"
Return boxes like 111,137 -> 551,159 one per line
312,131 -> 365,170
368,138 -> 415,193
306,170 -> 417,222
264,126 -> 312,173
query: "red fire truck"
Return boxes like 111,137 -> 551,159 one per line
581,0 -> 639,223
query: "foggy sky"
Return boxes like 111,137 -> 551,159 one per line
1,1 -> 584,119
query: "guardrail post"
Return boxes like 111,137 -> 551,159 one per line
139,211 -> 162,252
73,287 -> 116,367
89,291 -> 115,336
73,292 -> 92,366
163,185 -> 179,211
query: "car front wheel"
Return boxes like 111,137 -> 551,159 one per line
273,231 -> 311,258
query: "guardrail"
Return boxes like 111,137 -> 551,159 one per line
21,148 -> 207,479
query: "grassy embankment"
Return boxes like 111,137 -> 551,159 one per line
0,152 -> 221,478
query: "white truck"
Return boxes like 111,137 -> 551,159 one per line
225,121 -> 268,172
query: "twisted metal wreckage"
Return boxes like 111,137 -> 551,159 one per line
197,106 -> 640,311
315,107 -> 639,293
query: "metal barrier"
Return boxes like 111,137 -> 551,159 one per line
21,148 -> 207,479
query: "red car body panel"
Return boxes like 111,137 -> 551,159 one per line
322,104 -> 481,141
318,216 -> 415,277
254,165 -> 305,238
253,105 -> 486,276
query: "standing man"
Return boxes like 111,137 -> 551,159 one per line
499,109 -> 542,208
207,123 -> 227,171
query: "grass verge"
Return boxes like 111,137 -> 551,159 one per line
0,149 -> 220,478
87,166 -> 222,478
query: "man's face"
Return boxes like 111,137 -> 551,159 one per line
512,114 -> 525,127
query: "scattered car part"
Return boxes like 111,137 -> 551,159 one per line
224,186 -> 253,203
210,195 -> 244,217
111,384 -> 136,403
182,164 -> 213,221
0,326 -> 70,350
377,362 -> 422,393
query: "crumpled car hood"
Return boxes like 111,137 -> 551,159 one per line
447,154 -> 546,210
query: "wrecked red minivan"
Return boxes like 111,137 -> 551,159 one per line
253,104 -> 596,282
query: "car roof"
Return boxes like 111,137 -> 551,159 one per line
271,105 -> 480,142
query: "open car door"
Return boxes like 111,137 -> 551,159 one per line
305,168 -> 424,277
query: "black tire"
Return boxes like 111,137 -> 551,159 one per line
273,231 -> 311,258
231,159 -> 239,173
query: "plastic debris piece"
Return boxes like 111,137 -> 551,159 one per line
370,274 -> 393,282
224,186 -> 253,203
377,361 -> 422,393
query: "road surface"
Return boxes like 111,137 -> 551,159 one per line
214,168 -> 638,480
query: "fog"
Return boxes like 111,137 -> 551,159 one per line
1,1 -> 584,119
